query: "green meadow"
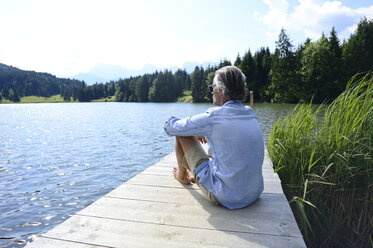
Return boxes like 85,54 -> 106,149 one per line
0,95 -> 66,103
177,90 -> 193,103
0,95 -> 116,104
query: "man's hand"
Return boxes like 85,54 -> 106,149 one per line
197,136 -> 207,144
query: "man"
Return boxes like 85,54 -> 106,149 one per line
164,66 -> 264,210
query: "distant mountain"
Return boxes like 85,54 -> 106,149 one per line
182,61 -> 217,73
73,61 -> 217,85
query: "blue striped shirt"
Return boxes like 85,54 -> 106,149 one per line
164,100 -> 264,209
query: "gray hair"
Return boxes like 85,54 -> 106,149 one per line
213,66 -> 247,101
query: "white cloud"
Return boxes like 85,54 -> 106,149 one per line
255,0 -> 290,29
255,0 -> 373,40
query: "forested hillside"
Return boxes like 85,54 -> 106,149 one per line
0,64 -> 84,102
1,17 -> 372,104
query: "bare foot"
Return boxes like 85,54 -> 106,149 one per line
173,167 -> 193,184
187,170 -> 195,183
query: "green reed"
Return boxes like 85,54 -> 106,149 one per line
268,73 -> 373,247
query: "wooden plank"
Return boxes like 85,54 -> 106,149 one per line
127,173 -> 283,194
25,237 -> 107,248
127,173 -> 199,189
34,215 -> 306,248
107,184 -> 205,205
77,194 -> 302,237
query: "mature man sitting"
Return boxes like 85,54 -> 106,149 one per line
164,66 -> 264,209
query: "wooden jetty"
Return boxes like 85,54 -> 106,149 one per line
26,149 -> 306,248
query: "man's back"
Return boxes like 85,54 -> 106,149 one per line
193,100 -> 265,209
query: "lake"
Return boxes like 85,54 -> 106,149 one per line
0,102 -> 295,247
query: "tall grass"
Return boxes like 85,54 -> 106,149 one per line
268,73 -> 373,247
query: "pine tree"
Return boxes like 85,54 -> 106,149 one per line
191,66 -> 207,103
262,47 -> 273,101
63,89 -> 71,101
8,88 -> 20,102
148,78 -> 163,102
108,82 -> 116,96
174,69 -> 189,94
234,54 -> 242,67
205,71 -> 215,102
72,87 -> 78,101
217,59 -> 231,69
342,17 -> 373,81
301,36 -> 336,103
135,76 -> 149,102
253,48 -> 272,102
115,82 -> 125,102
78,87 -> 89,102
328,27 -> 343,98
270,28 -> 301,103
1,87 -> 9,99
241,50 -> 255,96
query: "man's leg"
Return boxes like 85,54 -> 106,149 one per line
173,137 -> 220,205
173,136 -> 200,184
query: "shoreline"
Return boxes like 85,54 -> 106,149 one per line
1,94 -> 298,105
0,95 -> 116,104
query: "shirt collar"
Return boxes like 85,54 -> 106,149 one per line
223,100 -> 242,106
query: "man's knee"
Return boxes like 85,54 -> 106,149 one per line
176,136 -> 197,142
176,136 -> 199,151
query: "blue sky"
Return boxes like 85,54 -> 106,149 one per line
0,0 -> 372,77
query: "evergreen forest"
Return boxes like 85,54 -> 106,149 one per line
0,18 -> 372,104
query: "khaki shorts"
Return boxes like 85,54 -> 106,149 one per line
182,144 -> 220,205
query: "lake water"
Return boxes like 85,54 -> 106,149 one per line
0,102 -> 295,247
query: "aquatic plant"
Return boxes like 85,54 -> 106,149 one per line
268,73 -> 373,247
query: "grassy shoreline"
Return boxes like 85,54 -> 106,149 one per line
1,91 -> 194,104
268,74 -> 373,247
0,95 -> 116,104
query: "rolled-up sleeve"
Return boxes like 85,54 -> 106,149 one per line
164,112 -> 211,137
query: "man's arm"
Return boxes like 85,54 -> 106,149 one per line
164,113 -> 210,137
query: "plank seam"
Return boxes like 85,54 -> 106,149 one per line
75,213 -> 303,239
125,182 -> 200,190
140,173 -> 170,176
103,195 -> 199,205
38,236 -> 115,248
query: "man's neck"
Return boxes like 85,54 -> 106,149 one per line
220,96 -> 230,106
